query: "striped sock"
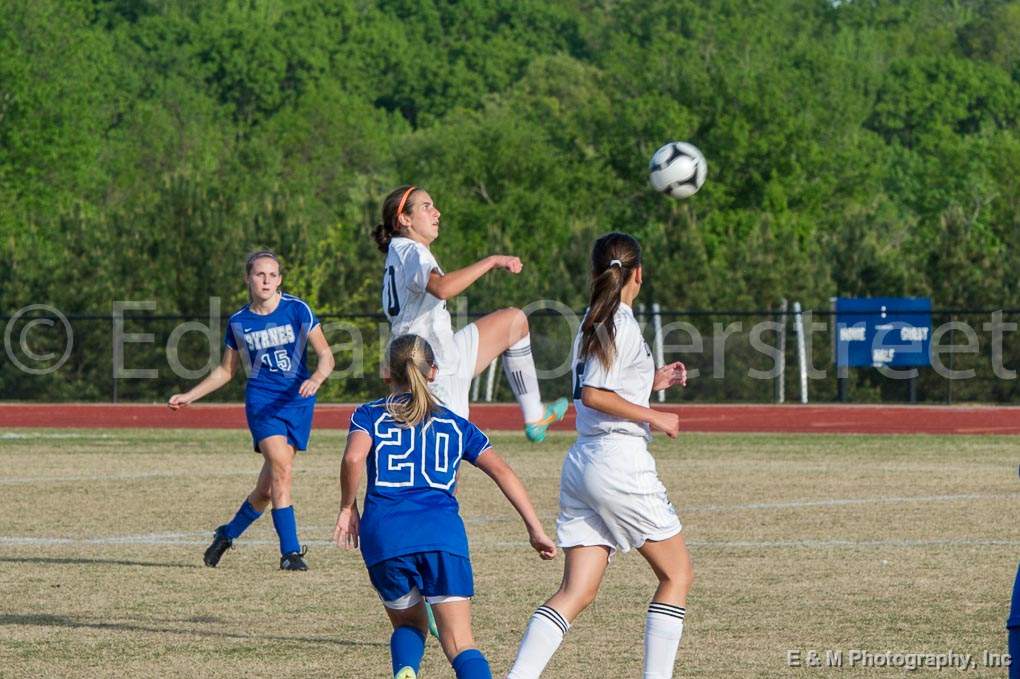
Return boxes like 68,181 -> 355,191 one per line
643,602 -> 685,679
502,336 -> 544,423
506,605 -> 569,679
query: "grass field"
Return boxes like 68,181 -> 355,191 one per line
0,429 -> 1017,678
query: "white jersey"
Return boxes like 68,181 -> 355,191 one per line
382,237 -> 458,376
571,303 -> 655,440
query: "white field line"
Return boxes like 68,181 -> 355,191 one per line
1,432 -> 117,440
683,492 -> 1020,513
0,470 -> 258,485
1,534 -> 1017,550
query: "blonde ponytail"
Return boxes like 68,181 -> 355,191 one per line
385,334 -> 439,427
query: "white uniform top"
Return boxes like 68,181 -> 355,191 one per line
571,303 -> 655,441
382,236 -> 458,376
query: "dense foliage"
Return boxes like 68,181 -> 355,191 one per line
2,0 -> 1019,402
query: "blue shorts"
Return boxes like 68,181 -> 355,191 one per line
245,398 -> 314,452
368,551 -> 474,604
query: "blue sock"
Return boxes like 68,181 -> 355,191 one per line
390,625 -> 426,675
223,500 -> 262,540
1009,562 -> 1019,679
451,649 -> 491,679
270,506 -> 301,555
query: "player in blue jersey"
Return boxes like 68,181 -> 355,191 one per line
1010,558 -> 1019,679
333,334 -> 556,679
168,250 -> 334,571
373,185 -> 568,441
506,233 -> 691,679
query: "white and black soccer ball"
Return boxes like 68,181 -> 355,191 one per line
649,141 -> 707,199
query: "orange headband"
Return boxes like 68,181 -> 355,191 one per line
395,186 -> 416,227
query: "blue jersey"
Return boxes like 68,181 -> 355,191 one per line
348,397 -> 493,567
224,294 -> 320,403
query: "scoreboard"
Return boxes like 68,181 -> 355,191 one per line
834,297 -> 932,368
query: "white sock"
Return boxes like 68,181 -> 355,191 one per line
506,605 -> 569,679
643,602 -> 685,679
502,335 -> 545,423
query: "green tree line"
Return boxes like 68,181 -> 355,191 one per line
2,0 -> 1019,402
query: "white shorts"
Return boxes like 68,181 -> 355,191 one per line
556,435 -> 681,555
429,322 -> 479,419
382,587 -> 468,610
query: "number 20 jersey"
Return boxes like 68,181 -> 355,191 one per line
381,237 -> 459,377
224,294 -> 320,403
349,398 -> 493,567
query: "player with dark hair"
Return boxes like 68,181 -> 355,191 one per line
169,250 -> 334,571
333,333 -> 556,679
506,232 -> 692,679
373,185 -> 567,440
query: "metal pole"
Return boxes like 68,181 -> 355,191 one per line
793,301 -> 808,404
776,299 -> 787,404
471,373 -> 481,403
652,303 -> 666,403
484,358 -> 499,402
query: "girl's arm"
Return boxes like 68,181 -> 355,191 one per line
299,325 -> 335,398
333,430 -> 372,549
473,450 -> 557,560
167,348 -> 240,409
581,386 -> 680,439
426,255 -> 522,301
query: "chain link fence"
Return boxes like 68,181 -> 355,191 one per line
2,304 -> 1018,404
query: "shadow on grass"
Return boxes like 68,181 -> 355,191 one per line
0,614 -> 385,647
0,556 -> 201,569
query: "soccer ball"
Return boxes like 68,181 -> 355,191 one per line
649,142 -> 707,199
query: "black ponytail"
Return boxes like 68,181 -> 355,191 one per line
580,233 -> 642,370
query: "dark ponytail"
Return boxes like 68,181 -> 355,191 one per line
580,232 -> 642,370
373,184 -> 421,253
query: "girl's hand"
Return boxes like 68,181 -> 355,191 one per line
650,411 -> 680,439
299,377 -> 323,398
488,255 -> 523,274
167,394 -> 191,410
652,362 -> 687,392
333,506 -> 360,550
529,528 -> 557,560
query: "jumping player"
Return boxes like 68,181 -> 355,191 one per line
506,232 -> 692,679
373,185 -> 567,440
333,334 -> 556,679
168,250 -> 334,571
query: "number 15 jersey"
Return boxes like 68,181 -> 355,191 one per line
225,294 -> 320,403
349,397 -> 493,567
381,237 -> 458,377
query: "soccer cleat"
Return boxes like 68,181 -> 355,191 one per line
425,600 -> 440,639
280,546 -> 308,571
524,397 -> 569,443
394,668 -> 417,679
203,525 -> 233,568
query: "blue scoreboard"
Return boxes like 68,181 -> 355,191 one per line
834,297 -> 933,368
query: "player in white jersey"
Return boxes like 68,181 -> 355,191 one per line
506,232 -> 693,679
372,185 -> 567,441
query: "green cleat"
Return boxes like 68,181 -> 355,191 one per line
394,668 -> 417,679
524,397 -> 569,443
425,600 -> 440,639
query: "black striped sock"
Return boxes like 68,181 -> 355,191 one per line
533,605 -> 569,635
647,602 -> 685,621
